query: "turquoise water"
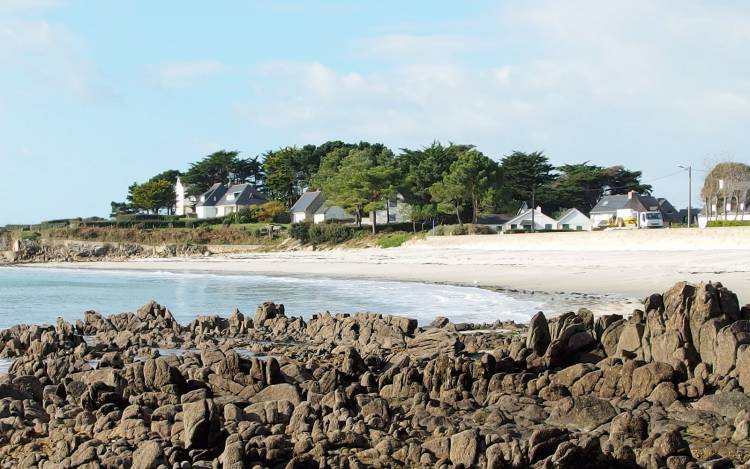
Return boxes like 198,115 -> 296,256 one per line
0,266 -> 542,329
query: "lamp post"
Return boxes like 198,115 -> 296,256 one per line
678,165 -> 692,228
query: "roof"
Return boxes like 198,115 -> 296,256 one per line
196,183 -> 227,207
197,183 -> 267,207
503,209 -> 557,226
215,184 -> 267,206
476,213 -> 513,225
590,193 -> 661,214
290,191 -> 325,213
556,208 -> 590,224
589,194 -> 630,213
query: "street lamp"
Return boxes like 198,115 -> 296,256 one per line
677,165 -> 692,228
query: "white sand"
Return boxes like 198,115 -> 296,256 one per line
32,227 -> 750,306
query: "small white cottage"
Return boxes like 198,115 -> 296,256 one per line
555,208 -> 592,231
502,208 -> 557,232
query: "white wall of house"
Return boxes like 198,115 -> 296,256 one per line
557,210 -> 592,231
292,212 -> 309,223
362,198 -> 411,226
196,206 -> 217,219
314,206 -> 352,224
502,209 -> 557,231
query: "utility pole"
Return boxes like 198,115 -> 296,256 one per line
678,165 -> 692,228
531,186 -> 536,233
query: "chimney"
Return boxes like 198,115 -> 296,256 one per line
536,206 -> 542,213
628,191 -> 635,200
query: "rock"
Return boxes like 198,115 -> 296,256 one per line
548,395 -> 617,431
131,441 -> 166,469
182,399 -> 218,449
449,429 -> 478,467
406,329 -> 462,359
527,312 -> 551,356
693,391 -> 750,419
255,302 -> 285,326
251,383 -> 302,405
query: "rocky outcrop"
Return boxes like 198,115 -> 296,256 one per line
0,281 -> 749,468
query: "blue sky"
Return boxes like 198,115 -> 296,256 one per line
1,0 -> 749,224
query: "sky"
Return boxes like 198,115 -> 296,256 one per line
1,0 -> 749,224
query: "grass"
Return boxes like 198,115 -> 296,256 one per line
377,232 -> 413,248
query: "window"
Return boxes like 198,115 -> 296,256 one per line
545,224 -> 552,230
388,214 -> 396,223
562,224 -> 570,230
576,226 -> 583,231
388,199 -> 398,208
511,224 -> 517,230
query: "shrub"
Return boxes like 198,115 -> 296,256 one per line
707,220 -> 750,227
237,206 -> 259,224
377,232 -> 412,248
466,224 -> 495,235
290,222 -> 355,245
257,201 -> 289,223
289,222 -> 311,243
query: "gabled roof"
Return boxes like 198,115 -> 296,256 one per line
556,208 -> 590,224
504,209 -> 557,226
196,183 -> 228,207
290,191 -> 325,213
215,184 -> 267,206
197,183 -> 266,207
476,213 -> 513,225
590,193 -> 661,214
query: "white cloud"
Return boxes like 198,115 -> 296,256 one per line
149,60 -> 226,89
245,0 -> 750,157
0,3 -> 107,100
360,33 -> 484,61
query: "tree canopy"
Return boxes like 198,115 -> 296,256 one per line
182,150 -> 262,196
112,140 -> 653,224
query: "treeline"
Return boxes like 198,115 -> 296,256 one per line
113,141 -> 651,230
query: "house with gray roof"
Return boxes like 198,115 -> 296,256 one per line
195,183 -> 267,219
589,191 -> 664,228
290,191 -> 353,224
290,191 -> 326,223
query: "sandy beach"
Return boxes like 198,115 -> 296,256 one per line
31,227 -> 750,310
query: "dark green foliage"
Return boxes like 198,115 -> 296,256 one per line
182,150 -> 262,196
707,220 -> 750,227
289,222 -> 356,245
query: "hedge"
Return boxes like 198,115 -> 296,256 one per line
707,220 -> 750,227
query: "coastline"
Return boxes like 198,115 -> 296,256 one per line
9,228 -> 750,315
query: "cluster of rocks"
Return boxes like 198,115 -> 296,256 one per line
6,239 -> 208,263
1,281 -> 750,468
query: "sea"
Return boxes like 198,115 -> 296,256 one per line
0,266 -> 543,330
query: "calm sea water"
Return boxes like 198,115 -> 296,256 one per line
0,266 -> 543,329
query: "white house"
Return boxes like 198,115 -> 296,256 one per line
290,191 -> 326,223
195,183 -> 267,219
361,194 -> 411,226
313,205 -> 353,224
290,191 -> 353,224
175,177 -> 196,216
502,208 -> 557,232
556,208 -> 592,231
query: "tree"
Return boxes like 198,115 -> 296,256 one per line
429,149 -> 501,224
551,163 -> 653,213
257,200 -> 289,222
430,174 -> 467,225
262,147 -> 301,207
182,150 -> 263,195
127,179 -> 175,214
315,145 -> 397,233
148,169 -> 182,185
499,151 -> 557,212
701,162 -> 750,219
